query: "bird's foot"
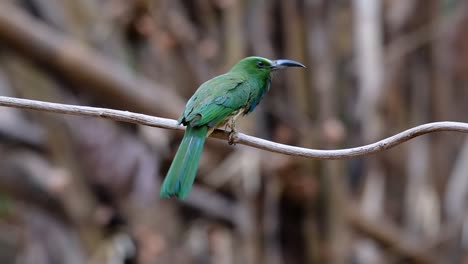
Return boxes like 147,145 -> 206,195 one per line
228,130 -> 237,145
225,120 -> 236,131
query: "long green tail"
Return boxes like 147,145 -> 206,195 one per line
160,125 -> 208,199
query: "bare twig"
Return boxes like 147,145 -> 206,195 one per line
0,96 -> 467,160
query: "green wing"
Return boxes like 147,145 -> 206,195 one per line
179,72 -> 250,128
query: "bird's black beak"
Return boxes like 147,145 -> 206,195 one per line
271,59 -> 306,70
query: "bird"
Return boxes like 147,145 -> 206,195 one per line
160,56 -> 305,199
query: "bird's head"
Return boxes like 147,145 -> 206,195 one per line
230,56 -> 305,77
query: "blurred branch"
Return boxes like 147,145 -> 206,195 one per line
1,96 -> 468,160
0,151 -> 70,222
385,4 -> 465,67
182,185 -> 238,221
0,2 -> 184,118
347,208 -> 435,264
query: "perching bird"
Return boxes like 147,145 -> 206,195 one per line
160,56 -> 305,199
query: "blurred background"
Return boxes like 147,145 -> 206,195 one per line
0,0 -> 467,263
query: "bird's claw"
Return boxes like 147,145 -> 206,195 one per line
228,130 -> 237,145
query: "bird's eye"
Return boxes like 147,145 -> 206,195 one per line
257,61 -> 265,67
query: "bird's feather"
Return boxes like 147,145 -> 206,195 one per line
160,125 -> 208,199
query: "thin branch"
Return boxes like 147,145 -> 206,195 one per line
0,96 -> 467,160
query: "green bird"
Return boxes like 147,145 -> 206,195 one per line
160,56 -> 305,199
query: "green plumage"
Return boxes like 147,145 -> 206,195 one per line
160,56 -> 305,199
160,125 -> 208,199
